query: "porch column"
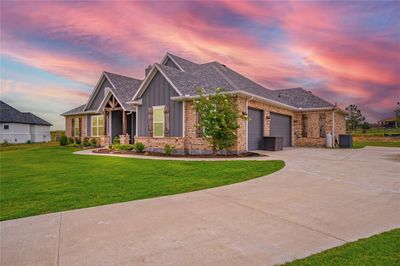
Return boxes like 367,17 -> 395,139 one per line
122,111 -> 127,135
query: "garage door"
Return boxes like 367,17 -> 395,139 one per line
270,112 -> 291,147
248,108 -> 263,150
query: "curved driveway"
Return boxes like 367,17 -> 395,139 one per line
1,147 -> 399,265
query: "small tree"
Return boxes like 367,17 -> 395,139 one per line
345,104 -> 365,132
192,88 -> 246,154
361,121 -> 370,133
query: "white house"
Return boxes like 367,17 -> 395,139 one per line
0,101 -> 52,144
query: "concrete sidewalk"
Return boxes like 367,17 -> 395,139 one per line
1,147 -> 399,265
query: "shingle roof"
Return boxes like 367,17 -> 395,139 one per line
60,104 -> 86,116
104,72 -> 142,110
271,88 -> 334,108
155,53 -> 335,109
0,101 -> 52,126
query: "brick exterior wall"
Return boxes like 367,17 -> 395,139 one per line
89,96 -> 346,152
65,115 -> 88,139
294,110 -> 346,146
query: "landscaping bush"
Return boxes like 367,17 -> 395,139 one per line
60,135 -> 68,146
2,140 -> 9,146
113,136 -> 120,145
113,144 -> 135,151
82,138 -> 91,147
134,142 -> 145,152
164,144 -> 174,155
90,138 -> 97,146
75,138 -> 81,145
67,137 -> 74,144
68,143 -> 80,147
26,140 -> 32,144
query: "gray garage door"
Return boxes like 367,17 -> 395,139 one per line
248,108 -> 263,150
270,112 -> 291,147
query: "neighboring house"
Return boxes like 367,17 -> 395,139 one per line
0,101 -> 52,143
61,53 -> 346,154
377,117 -> 397,128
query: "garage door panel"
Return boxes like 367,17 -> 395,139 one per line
270,113 -> 291,147
248,108 -> 263,150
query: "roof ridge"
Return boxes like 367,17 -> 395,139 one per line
104,71 -> 142,82
211,64 -> 240,91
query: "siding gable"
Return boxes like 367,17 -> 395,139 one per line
86,78 -> 113,111
163,58 -> 180,70
138,71 -> 183,137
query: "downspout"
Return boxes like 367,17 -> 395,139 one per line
332,111 -> 335,147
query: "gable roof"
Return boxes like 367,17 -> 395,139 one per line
103,72 -> 142,111
0,101 -> 52,126
133,53 -> 336,110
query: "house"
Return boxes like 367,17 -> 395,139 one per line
377,117 -> 399,128
61,53 -> 346,154
0,100 -> 52,143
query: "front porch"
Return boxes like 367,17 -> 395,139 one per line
99,94 -> 135,146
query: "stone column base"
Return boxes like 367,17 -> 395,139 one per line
119,134 -> 130,145
99,135 -> 110,147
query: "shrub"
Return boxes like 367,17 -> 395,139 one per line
113,136 -> 120,145
75,138 -> 81,145
59,135 -> 68,146
67,137 -> 74,144
26,140 -> 32,144
2,140 -> 9,146
134,142 -> 145,152
68,143 -> 80,147
164,144 -> 174,155
83,138 -> 91,147
113,144 -> 135,151
90,138 -> 97,146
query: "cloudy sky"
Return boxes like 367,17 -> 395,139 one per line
1,1 -> 399,129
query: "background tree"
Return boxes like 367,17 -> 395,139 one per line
361,121 -> 370,133
345,104 -> 365,131
192,88 -> 246,154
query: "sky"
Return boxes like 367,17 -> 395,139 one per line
1,1 -> 399,129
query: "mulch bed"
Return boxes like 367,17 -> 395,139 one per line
92,149 -> 265,158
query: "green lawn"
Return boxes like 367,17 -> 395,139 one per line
284,228 -> 400,265
0,144 -> 284,221
353,141 -> 400,148
350,128 -> 400,137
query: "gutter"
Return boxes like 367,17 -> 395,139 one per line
170,90 -> 345,113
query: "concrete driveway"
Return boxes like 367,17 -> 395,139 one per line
1,147 -> 399,266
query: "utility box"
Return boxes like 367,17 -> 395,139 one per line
325,132 -> 333,148
261,137 -> 283,151
339,134 -> 353,148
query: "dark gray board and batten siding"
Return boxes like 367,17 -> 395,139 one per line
137,72 -> 183,137
86,78 -> 113,111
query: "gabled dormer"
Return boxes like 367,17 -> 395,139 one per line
160,52 -> 200,72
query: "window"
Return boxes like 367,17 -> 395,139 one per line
73,117 -> 80,136
319,113 -> 326,138
153,106 -> 164,137
3,125 -> 9,130
91,115 -> 104,137
301,114 -> 308,137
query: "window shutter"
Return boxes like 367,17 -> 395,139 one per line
147,107 -> 153,136
71,118 -> 75,137
164,107 -> 170,137
196,112 -> 202,138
